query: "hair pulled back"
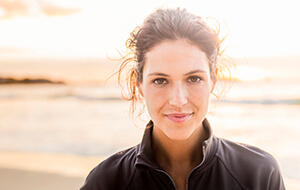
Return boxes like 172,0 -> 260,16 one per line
117,8 -> 226,119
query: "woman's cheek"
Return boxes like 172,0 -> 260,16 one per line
144,85 -> 163,102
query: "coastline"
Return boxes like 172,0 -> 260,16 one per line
0,77 -> 64,85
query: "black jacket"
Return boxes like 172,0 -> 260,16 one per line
81,119 -> 285,190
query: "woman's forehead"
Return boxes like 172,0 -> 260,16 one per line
143,40 -> 210,75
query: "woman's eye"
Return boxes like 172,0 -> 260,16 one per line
188,76 -> 201,83
153,78 -> 168,85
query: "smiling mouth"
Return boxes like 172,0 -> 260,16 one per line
165,113 -> 192,123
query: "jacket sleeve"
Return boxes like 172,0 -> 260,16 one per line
80,147 -> 137,190
268,165 -> 285,190
80,167 -> 100,190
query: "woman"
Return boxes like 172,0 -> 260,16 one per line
81,8 -> 285,190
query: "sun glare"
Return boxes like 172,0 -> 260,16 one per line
231,65 -> 268,81
0,0 -> 299,58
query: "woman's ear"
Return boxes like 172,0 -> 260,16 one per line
137,83 -> 144,97
211,68 -> 218,93
135,71 -> 144,97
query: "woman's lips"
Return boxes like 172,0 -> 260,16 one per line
165,113 -> 192,123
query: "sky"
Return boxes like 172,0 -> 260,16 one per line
0,0 -> 299,58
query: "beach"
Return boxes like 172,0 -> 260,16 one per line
0,151 -> 104,190
0,56 -> 300,189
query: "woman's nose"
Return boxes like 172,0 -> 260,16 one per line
168,83 -> 188,108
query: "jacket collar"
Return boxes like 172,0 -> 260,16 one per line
135,118 -> 217,171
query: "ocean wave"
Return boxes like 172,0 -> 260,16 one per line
220,99 -> 300,105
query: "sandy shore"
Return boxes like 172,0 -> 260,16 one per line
0,168 -> 83,190
0,152 -> 105,190
0,151 -> 299,190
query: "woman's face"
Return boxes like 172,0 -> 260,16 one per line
138,39 -> 216,141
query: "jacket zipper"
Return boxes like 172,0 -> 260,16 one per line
185,145 -> 207,190
154,154 -> 205,190
153,144 -> 208,190
154,169 -> 177,190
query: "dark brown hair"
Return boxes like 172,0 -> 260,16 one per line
117,8 -> 228,119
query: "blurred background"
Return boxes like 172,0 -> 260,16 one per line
0,0 -> 299,189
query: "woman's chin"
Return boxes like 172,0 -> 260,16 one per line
165,130 -> 194,141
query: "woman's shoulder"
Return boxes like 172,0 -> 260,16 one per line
214,137 -> 285,189
216,137 -> 278,168
80,145 -> 138,190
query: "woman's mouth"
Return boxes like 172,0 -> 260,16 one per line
165,113 -> 192,123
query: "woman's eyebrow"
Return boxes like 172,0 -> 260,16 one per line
147,70 -> 208,77
147,72 -> 169,77
184,69 -> 208,76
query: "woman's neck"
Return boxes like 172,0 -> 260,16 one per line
152,124 -> 208,171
